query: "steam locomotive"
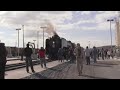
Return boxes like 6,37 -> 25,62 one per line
45,34 -> 75,60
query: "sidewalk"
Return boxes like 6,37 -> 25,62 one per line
22,59 -> 120,79
7,57 -> 20,60
22,61 -> 101,79
6,59 -> 37,65
6,59 -> 120,79
5,61 -> 66,79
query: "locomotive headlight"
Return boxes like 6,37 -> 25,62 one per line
52,41 -> 55,48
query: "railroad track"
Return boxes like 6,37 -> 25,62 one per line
5,59 -> 53,71
6,58 -> 26,61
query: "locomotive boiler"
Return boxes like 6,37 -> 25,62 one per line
45,33 -> 73,60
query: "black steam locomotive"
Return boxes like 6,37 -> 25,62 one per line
45,34 -> 75,60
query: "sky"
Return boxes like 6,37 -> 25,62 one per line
0,11 -> 119,48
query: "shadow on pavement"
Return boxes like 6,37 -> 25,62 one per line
48,68 -> 62,72
80,74 -> 109,79
28,72 -> 33,74
91,64 -> 113,67
32,73 -> 49,79
97,63 -> 118,65
22,73 -> 49,79
43,62 -> 70,72
22,62 -> 71,79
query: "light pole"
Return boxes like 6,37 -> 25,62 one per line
40,26 -> 47,49
22,25 -> 25,49
16,28 -> 21,57
33,40 -> 36,48
37,31 -> 39,49
107,19 -> 114,49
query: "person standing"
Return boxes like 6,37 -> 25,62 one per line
24,44 -> 35,73
21,49 -> 24,61
39,47 -> 47,68
110,49 -> 114,59
74,43 -> 85,76
107,50 -> 111,59
0,43 -> 7,79
85,46 -> 91,65
101,48 -> 105,60
104,49 -> 107,59
66,47 -> 69,61
93,46 -> 97,63
90,50 -> 93,59
97,49 -> 100,60
69,47 -> 75,63
58,48 -> 63,62
116,49 -> 120,59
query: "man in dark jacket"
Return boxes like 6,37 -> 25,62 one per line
58,48 -> 64,62
0,43 -> 7,79
93,46 -> 97,63
24,44 -> 35,73
101,48 -> 105,60
69,47 -> 75,63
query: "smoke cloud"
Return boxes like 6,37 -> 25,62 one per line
42,19 -> 57,37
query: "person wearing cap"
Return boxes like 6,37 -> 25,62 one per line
0,43 -> 7,79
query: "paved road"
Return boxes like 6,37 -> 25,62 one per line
5,61 -> 65,79
22,59 -> 120,79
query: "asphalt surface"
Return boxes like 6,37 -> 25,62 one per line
22,59 -> 120,79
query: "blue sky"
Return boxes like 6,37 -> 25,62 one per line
0,11 -> 119,48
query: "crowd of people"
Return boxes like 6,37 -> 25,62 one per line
21,43 -> 120,77
54,44 -> 119,76
90,47 -> 116,61
1,42 -> 120,79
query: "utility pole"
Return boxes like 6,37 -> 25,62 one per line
41,26 -> 47,49
33,40 -> 36,49
16,28 -> 21,57
107,19 -> 114,49
37,31 -> 39,49
22,25 -> 25,48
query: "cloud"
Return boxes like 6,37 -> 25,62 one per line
0,31 -> 4,34
75,19 -> 95,25
56,19 -> 97,32
0,11 -> 73,47
93,11 -> 118,31
0,11 -> 118,47
72,36 -> 113,48
81,11 -> 91,15
71,11 -> 118,31
25,30 -> 48,38
0,11 -> 73,30
95,11 -> 118,23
